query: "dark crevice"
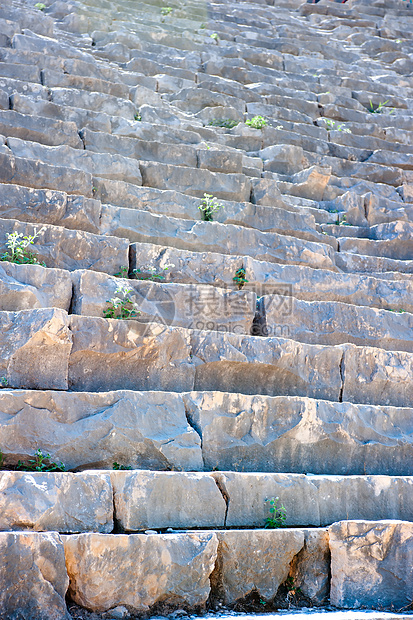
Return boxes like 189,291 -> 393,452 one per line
67,281 -> 76,315
211,473 -> 229,527
339,350 -> 345,403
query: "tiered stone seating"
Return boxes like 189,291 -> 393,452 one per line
0,0 -> 413,617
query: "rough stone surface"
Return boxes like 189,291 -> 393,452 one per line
289,528 -> 330,605
184,392 -> 413,475
0,471 -> 113,533
329,520 -> 413,610
63,532 -> 218,612
0,531 -> 70,620
0,390 -> 202,471
0,308 -> 71,390
0,261 -> 72,311
212,529 -> 304,604
111,471 -> 226,531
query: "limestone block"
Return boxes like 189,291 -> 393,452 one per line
63,532 -> 218,612
336,251 -> 413,276
0,531 -> 70,620
7,137 -> 143,187
169,86 -> 245,114
287,165 -> 332,201
184,393 -> 413,475
41,68 -> 130,99
129,242 -> 413,313
0,218 -> 129,273
190,332 -> 343,401
339,232 -> 413,261
0,89 -> 9,110
71,270 -> 256,334
343,344 -> 413,407
0,308 -> 71,389
68,317 -> 195,392
260,144 -> 308,175
140,161 -> 251,203
0,472 -> 113,533
213,530 -> 304,604
290,529 -> 330,604
259,297 -> 413,352
0,151 -> 93,197
0,261 -> 72,311
329,520 -> 413,609
0,109 -> 83,148
250,177 -> 293,209
126,212 -> 337,272
0,181 -> 101,233
111,471 -> 226,531
51,87 -> 136,119
197,148 -> 243,174
0,390 -> 202,471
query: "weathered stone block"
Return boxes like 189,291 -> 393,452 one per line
0,261 -> 72,311
68,317 -> 195,392
289,529 -> 330,605
184,393 -> 413,475
0,531 -> 70,620
0,308 -> 71,389
63,532 -> 218,612
329,520 -> 413,609
0,471 -> 113,533
111,471 -> 226,531
212,530 -> 304,604
0,390 -> 202,471
71,269 -> 256,334
0,109 -> 83,148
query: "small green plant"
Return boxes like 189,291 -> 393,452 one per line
368,100 -> 395,114
161,6 -> 173,15
34,2 -> 46,9
113,462 -> 133,470
199,193 -> 223,222
115,266 -> 129,278
0,450 -> 3,468
233,267 -> 248,290
324,119 -> 351,133
264,496 -> 287,528
134,112 -> 142,121
208,119 -> 239,129
245,115 -> 267,129
132,264 -> 174,281
1,228 -> 45,265
210,32 -> 219,41
16,449 -> 66,472
103,284 -> 141,320
0,377 -> 8,388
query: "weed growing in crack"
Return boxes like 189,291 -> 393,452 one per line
0,377 -> 8,388
133,264 -> 174,281
103,283 -> 141,320
16,449 -> 66,472
113,462 -> 133,470
368,100 -> 395,114
324,119 -> 351,133
199,193 -> 223,221
233,267 -> 248,289
246,115 -> 268,129
208,119 -> 239,129
34,2 -> 46,9
264,496 -> 287,528
1,228 -> 46,265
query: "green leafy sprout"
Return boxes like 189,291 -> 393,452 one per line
324,119 -> 351,133
113,462 -> 133,470
233,267 -> 248,290
245,115 -> 268,129
210,33 -> 219,41
264,496 -> 287,528
1,228 -> 46,265
34,2 -> 46,9
368,100 -> 395,114
208,119 -> 239,129
161,6 -> 173,15
16,449 -> 66,472
199,193 -> 224,222
103,283 -> 141,320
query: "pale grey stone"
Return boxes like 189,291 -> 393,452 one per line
111,471 -> 226,531
63,532 -> 218,612
0,109 -> 83,148
0,390 -> 202,471
290,529 -> 330,605
184,392 -> 413,475
0,308 -> 71,390
0,261 -> 72,311
0,471 -> 113,533
329,520 -> 413,609
0,531 -> 70,620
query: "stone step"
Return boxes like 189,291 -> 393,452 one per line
338,226 -> 413,261
129,241 -> 413,312
336,251 -> 413,276
0,218 -> 128,273
71,268 -> 256,334
50,86 -> 136,120
1,470 -> 413,533
1,309 -> 412,407
257,297 -> 413,352
41,68 -> 130,99
104,210 -> 337,271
